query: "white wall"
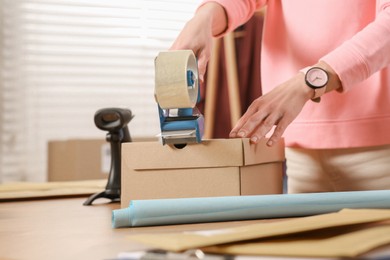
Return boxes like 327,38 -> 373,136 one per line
0,0 -> 200,182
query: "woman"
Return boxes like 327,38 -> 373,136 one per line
170,0 -> 390,193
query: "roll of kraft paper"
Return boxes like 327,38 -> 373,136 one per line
112,190 -> 390,228
154,50 -> 199,109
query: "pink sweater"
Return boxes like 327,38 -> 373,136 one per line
202,0 -> 390,148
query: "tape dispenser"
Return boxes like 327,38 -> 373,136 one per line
154,50 -> 204,145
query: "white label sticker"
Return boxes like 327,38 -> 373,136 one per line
101,143 -> 111,174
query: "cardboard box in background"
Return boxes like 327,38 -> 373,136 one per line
48,139 -> 110,181
48,137 -> 158,182
121,138 -> 285,208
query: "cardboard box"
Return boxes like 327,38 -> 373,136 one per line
48,139 -> 110,181
121,138 -> 285,208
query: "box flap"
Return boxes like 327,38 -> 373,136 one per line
123,139 -> 244,170
242,138 -> 285,165
122,138 -> 284,170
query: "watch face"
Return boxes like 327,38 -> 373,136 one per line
306,68 -> 328,88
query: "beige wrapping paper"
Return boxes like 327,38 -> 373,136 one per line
154,50 -> 199,109
127,209 -> 390,257
0,180 -> 106,201
203,222 -> 390,258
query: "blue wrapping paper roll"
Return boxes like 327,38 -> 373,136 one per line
112,190 -> 390,228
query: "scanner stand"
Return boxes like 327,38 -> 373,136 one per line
84,107 -> 133,206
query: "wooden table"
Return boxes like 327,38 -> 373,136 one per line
1,197 -> 389,260
0,197 -> 283,260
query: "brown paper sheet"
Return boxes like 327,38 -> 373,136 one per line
127,209 -> 390,256
0,179 -> 106,201
204,222 -> 390,258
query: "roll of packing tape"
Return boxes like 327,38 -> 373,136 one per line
155,50 -> 199,109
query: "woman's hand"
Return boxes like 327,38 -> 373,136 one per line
230,72 -> 313,146
169,3 -> 227,82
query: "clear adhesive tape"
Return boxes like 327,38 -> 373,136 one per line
154,50 -> 199,109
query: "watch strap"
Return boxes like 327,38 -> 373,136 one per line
312,84 -> 326,100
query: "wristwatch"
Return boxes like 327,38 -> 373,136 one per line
302,67 -> 329,102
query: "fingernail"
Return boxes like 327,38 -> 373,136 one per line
238,131 -> 246,137
250,136 -> 258,143
229,131 -> 236,137
267,140 -> 273,146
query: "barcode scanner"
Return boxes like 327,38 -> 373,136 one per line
83,108 -> 133,206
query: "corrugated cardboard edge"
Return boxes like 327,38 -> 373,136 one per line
122,138 -> 285,170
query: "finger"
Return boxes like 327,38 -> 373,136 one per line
266,118 -> 289,146
229,100 -> 264,137
231,109 -> 269,138
229,117 -> 247,138
196,47 -> 211,82
229,112 -> 257,138
197,56 -> 207,83
247,113 -> 282,144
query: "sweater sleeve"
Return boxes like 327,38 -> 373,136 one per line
321,3 -> 390,92
199,0 -> 266,36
